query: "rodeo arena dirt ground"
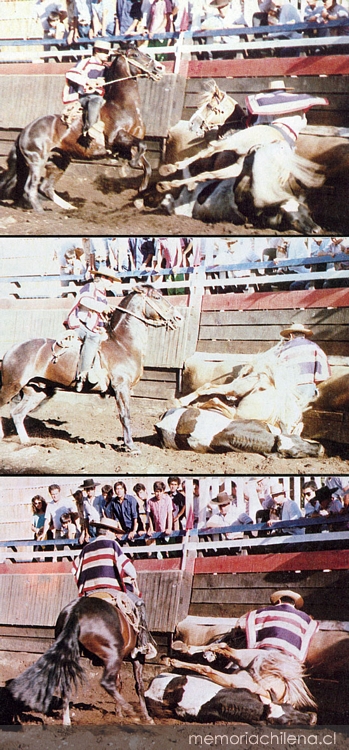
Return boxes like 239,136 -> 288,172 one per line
0,158 -> 280,238
1,393 -> 349,475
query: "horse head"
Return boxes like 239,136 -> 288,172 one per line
189,80 -> 240,136
108,44 -> 164,86
108,284 -> 182,332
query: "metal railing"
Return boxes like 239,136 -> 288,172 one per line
1,254 -> 349,297
0,19 -> 347,65
1,514 -> 348,564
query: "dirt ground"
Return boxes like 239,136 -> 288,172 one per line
0,159 -> 289,237
1,651 -> 167,727
0,391 -> 348,475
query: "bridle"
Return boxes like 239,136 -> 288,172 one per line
104,52 -> 162,86
112,289 -> 179,329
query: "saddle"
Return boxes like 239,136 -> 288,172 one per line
89,590 -> 140,632
51,331 -> 81,363
61,100 -> 83,126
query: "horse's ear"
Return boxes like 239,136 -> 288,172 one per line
132,284 -> 144,294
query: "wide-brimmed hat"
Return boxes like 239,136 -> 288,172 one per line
280,322 -> 313,338
270,589 -> 304,609
91,265 -> 121,282
211,491 -> 233,506
90,518 -> 124,533
79,478 -> 100,490
261,80 -> 294,92
93,40 -> 111,52
314,485 -> 337,504
269,481 -> 286,497
210,0 -> 230,7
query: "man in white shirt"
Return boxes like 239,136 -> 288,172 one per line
268,481 -> 303,535
42,483 -> 78,538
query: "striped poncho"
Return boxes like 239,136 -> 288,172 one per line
245,604 -> 318,661
72,537 -> 138,597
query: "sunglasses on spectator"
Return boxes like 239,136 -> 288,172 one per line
303,492 -> 313,497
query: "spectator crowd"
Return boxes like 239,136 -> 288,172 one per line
27,474 -> 349,560
26,0 -> 349,57
56,236 -> 349,293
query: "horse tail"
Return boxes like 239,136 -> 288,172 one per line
250,650 -> 317,710
7,606 -> 84,714
0,139 -> 20,200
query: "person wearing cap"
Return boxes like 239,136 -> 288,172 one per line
267,481 -> 303,535
205,491 -> 245,539
63,40 -> 111,148
72,517 -> 157,659
274,322 -> 331,404
267,0 -> 302,55
64,264 -> 119,391
230,589 -> 318,667
76,478 -> 101,542
200,0 -> 247,53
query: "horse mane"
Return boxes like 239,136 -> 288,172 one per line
249,650 -> 316,709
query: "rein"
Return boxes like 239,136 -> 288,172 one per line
104,53 -> 159,86
112,292 -> 175,327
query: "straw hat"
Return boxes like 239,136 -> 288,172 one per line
269,481 -> 286,497
262,80 -> 294,92
90,518 -> 124,533
93,40 -> 111,52
210,0 -> 230,7
280,322 -> 313,338
270,589 -> 304,609
91,265 -> 121,282
211,491 -> 234,506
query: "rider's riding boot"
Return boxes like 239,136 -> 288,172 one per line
76,371 -> 88,392
135,601 -> 158,660
77,131 -> 93,148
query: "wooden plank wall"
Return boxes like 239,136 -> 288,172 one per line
190,571 -> 349,620
0,568 -> 192,633
197,289 -> 349,357
0,295 -> 196,370
181,57 -> 349,127
0,71 -> 185,135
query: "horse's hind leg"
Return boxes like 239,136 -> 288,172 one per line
62,697 -> 71,727
100,657 -> 138,720
10,385 -> 49,443
132,657 -> 154,723
20,161 -> 44,211
40,149 -> 76,211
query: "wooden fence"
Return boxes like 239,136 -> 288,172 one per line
1,548 -> 348,653
1,54 -> 349,132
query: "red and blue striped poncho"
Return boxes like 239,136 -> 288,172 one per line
246,604 -> 318,661
72,537 -> 138,597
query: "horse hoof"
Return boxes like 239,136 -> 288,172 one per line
134,197 -> 144,210
158,163 -> 177,176
156,181 -> 170,193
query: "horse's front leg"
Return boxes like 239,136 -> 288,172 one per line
112,381 -> 140,454
40,148 -> 76,211
113,131 -> 152,192
132,657 -> 154,724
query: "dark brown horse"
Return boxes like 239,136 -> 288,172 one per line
6,596 -> 153,725
0,284 -> 181,453
0,45 -> 164,211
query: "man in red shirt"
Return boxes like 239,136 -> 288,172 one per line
63,40 -> 111,148
64,265 -> 119,391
